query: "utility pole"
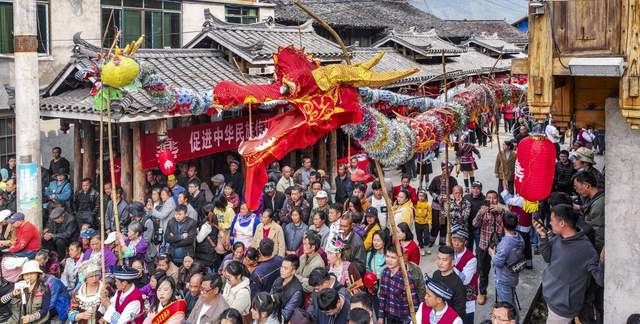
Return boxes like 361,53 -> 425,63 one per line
13,0 -> 42,229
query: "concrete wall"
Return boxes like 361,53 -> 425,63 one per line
603,97 -> 640,323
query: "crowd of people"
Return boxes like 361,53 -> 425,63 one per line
0,113 -> 618,324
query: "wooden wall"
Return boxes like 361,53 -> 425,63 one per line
574,77 -> 618,129
552,0 -> 621,56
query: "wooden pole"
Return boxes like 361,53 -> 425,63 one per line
294,1 -> 351,64
132,122 -> 145,202
319,135 -> 327,174
99,103 -> 106,278
120,123 -> 133,203
417,152 -> 424,190
442,49 -> 452,246
81,121 -> 95,182
99,9 -> 114,277
330,130 -> 338,189
73,120 -> 83,189
374,161 -> 418,324
106,87 -> 123,264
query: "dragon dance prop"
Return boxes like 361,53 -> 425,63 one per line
79,45 -> 418,210
343,82 -> 528,167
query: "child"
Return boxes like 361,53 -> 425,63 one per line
348,157 -> 360,175
78,226 -> 94,250
414,189 -> 432,256
351,212 -> 366,238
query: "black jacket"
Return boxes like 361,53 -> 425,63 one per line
554,160 -> 576,192
334,175 -> 352,205
432,270 -> 467,318
189,190 -> 206,222
72,188 -> 100,219
165,217 -> 197,257
224,172 -> 245,197
1,191 -> 16,214
264,191 -> 286,216
45,213 -> 78,241
464,192 -> 486,231
195,222 -> 220,268
270,276 -> 303,323
267,169 -> 282,185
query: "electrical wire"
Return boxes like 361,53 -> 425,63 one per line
542,0 -> 569,69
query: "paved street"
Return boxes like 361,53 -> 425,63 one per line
379,133 -> 603,323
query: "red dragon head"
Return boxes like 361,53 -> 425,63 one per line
212,46 -> 418,209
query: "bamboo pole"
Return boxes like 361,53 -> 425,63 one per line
293,1 -> 415,322
374,161 -> 418,324
442,49 -> 452,246
99,9 -> 114,278
106,87 -> 123,265
418,153 -> 424,190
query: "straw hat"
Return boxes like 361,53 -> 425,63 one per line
20,260 -> 43,277
571,147 -> 597,165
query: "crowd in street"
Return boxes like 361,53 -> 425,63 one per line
0,105 -> 623,324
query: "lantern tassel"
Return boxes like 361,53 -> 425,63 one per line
523,199 -> 539,213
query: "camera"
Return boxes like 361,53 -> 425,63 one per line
571,195 -> 581,205
14,280 -> 29,290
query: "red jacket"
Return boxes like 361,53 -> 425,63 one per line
9,221 -> 41,253
393,185 -> 417,205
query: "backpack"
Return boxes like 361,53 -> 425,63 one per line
141,214 -> 162,245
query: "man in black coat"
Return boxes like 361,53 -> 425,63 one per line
187,178 -> 206,222
463,181 -> 486,253
334,163 -> 352,205
224,160 -> 245,197
1,178 -> 16,214
42,207 -> 78,261
72,177 -> 100,228
270,255 -> 303,323
432,245 -> 467,319
263,182 -> 286,216
165,204 -> 197,264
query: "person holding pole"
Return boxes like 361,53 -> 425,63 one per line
428,162 -> 458,247
377,244 -> 419,324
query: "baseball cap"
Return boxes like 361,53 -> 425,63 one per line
0,210 -> 11,223
365,207 -> 378,217
104,232 -> 117,244
316,191 -> 328,199
471,181 -> 483,189
6,212 -> 25,224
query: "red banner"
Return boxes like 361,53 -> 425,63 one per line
141,114 -> 272,170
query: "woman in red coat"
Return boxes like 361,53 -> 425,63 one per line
395,222 -> 420,265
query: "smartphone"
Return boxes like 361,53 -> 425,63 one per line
483,200 -> 491,207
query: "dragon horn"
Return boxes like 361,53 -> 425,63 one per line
353,68 -> 420,89
359,51 -> 386,70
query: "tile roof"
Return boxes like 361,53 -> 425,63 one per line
348,47 -> 512,88
263,0 -> 471,39
371,29 -> 465,57
447,19 -> 528,43
183,10 -> 345,64
33,34 -> 266,122
462,33 -> 524,54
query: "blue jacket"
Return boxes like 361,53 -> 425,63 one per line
283,222 -> 308,252
44,180 -> 72,207
313,293 -> 350,324
250,255 -> 283,295
171,185 -> 186,206
46,274 -> 70,323
492,232 -> 524,287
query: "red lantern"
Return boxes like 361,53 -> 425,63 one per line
514,135 -> 556,212
157,149 -> 176,175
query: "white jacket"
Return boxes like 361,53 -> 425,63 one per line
222,276 -> 251,315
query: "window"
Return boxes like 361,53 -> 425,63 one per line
225,6 -> 258,24
101,0 -> 181,49
0,0 -> 50,54
0,117 -> 15,166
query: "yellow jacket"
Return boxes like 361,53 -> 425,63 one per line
363,223 -> 381,250
414,200 -> 432,226
392,200 -> 414,227
215,202 -> 236,231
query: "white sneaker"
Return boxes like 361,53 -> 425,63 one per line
426,249 -> 432,255
420,247 -> 427,256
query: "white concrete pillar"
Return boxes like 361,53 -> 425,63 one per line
14,0 -> 42,229
603,97 -> 640,323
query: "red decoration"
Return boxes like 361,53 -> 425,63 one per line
363,272 -> 377,289
514,136 -> 556,211
157,149 -> 176,176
